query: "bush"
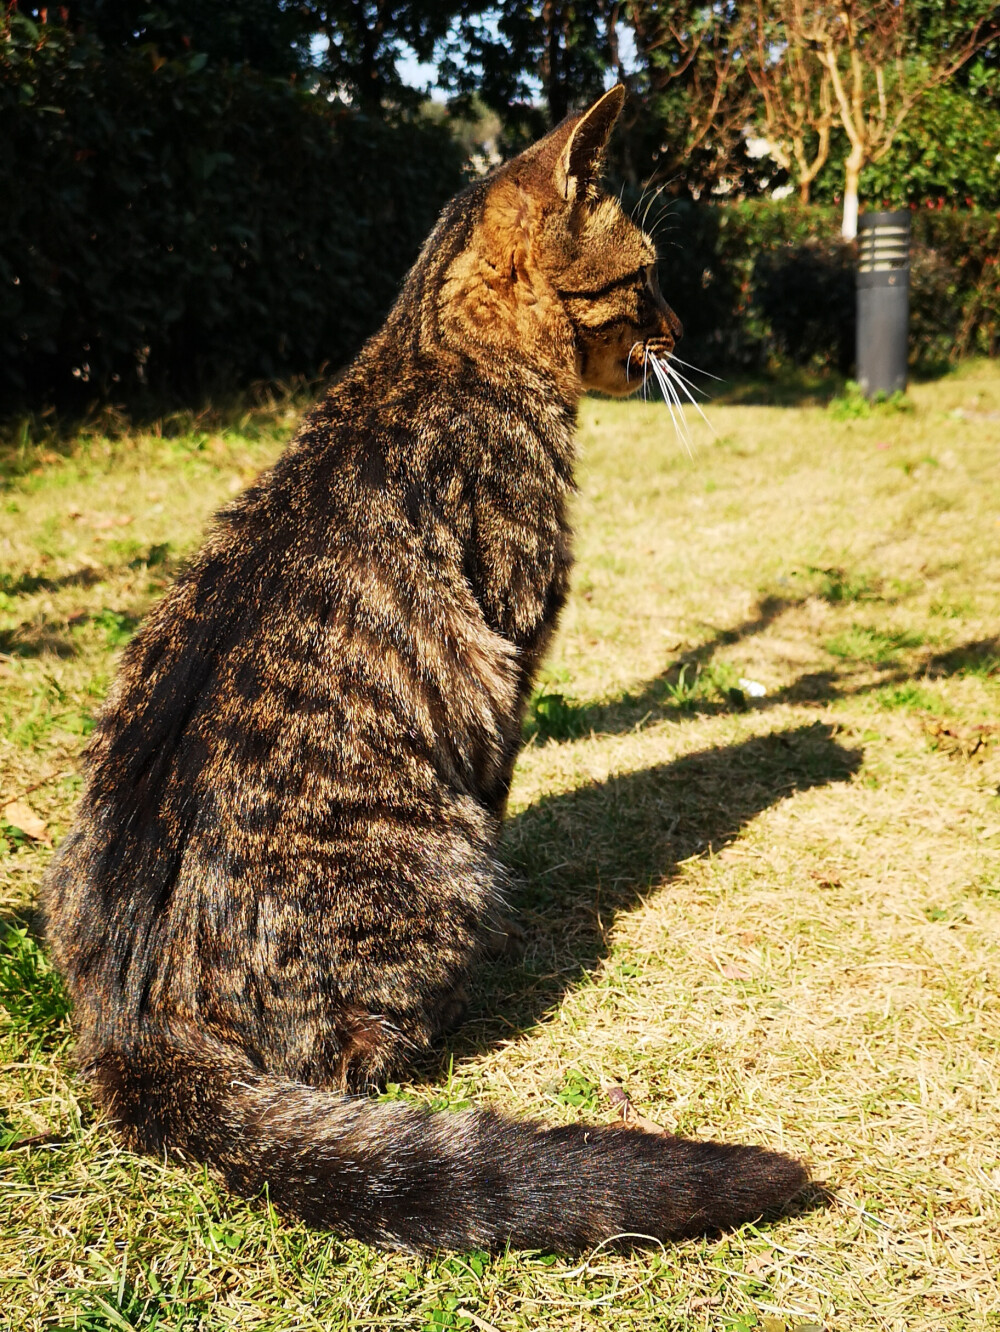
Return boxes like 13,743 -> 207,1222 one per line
0,13 -> 464,409
651,199 -> 1000,376
2,9 -> 996,412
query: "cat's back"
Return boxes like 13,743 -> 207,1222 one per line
41,372 -> 521,996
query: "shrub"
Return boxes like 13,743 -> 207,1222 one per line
652,199 -> 1000,376
0,13 -> 464,409
2,9 -> 996,412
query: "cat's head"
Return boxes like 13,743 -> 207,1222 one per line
480,86 -> 681,398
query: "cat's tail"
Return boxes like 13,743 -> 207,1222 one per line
87,1028 -> 807,1252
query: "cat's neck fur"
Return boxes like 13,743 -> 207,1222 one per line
339,178 -> 583,444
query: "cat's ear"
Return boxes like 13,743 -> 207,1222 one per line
555,85 -> 625,202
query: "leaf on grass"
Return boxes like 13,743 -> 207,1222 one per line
922,716 -> 999,763
604,1083 -> 669,1135
2,800 -> 51,845
719,960 -> 753,980
744,1248 -> 774,1275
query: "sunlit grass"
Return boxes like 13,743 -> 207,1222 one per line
3,361 -> 1000,1330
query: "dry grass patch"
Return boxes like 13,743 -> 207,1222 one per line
3,362 -> 1000,1331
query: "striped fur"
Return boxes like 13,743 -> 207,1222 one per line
42,88 -> 806,1251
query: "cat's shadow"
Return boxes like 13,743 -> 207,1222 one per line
436,721 -> 861,1072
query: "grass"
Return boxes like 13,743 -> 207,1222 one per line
3,360 -> 1000,1330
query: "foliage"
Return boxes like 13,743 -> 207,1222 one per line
812,76 -> 1000,209
314,1 -> 466,113
619,1 -> 763,196
0,11 -> 464,410
0,925 -> 70,1048
654,200 -> 1000,375
443,2 -> 611,150
14,0 -> 314,73
827,381 -> 913,420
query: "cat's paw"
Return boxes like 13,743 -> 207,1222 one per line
481,917 -> 526,961
434,985 -> 470,1035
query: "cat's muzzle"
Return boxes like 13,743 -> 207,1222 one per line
629,336 -> 676,372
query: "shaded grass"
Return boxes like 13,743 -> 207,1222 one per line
3,360 -> 1000,1329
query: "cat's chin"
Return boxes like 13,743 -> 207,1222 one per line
602,380 -> 646,399
581,368 -> 646,398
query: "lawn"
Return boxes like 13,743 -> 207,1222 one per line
2,362 -> 999,1331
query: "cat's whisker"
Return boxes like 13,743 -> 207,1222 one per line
633,184 -> 654,228
630,181 -> 658,226
662,359 -> 710,400
651,355 -> 705,455
659,358 -> 716,438
647,199 -> 679,241
664,382 -> 694,458
649,356 -> 692,455
625,341 -> 644,388
668,353 -> 726,384
640,183 -> 669,234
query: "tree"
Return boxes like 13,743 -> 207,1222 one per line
784,1 -> 1000,238
812,74 -> 1000,208
740,0 -> 836,203
624,0 -> 758,194
308,2 -> 471,115
442,2 -> 611,147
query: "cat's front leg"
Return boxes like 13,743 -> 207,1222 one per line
478,913 -> 526,961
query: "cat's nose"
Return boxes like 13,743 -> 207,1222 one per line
663,304 -> 683,343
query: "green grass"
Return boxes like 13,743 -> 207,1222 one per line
4,362 -> 1000,1329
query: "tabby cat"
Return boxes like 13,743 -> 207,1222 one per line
42,87 -> 807,1251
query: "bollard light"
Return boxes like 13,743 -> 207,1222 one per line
856,211 -> 910,398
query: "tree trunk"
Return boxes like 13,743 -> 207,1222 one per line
842,154 -> 862,240
799,178 -> 811,204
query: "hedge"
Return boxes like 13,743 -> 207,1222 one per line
655,200 -> 1000,377
0,14 -> 465,409
2,13 -> 998,412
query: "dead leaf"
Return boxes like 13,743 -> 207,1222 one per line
923,716 -> 999,763
739,931 -> 758,946
604,1084 -> 669,1135
720,961 -> 753,981
2,799 -> 52,845
4,1131 -> 65,1150
689,1294 -> 722,1310
744,1249 -> 774,1275
809,870 -> 843,888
